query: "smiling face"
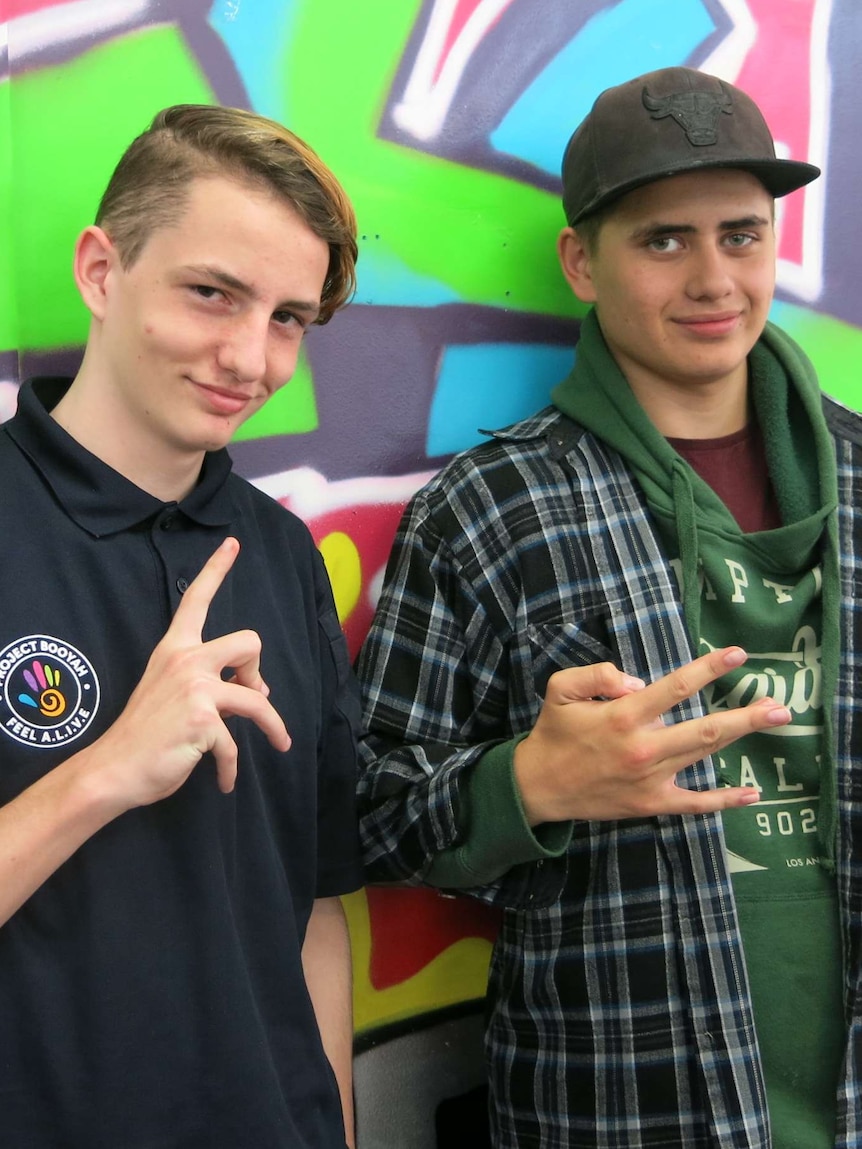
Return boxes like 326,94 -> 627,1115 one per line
559,168 -> 777,435
62,175 -> 331,497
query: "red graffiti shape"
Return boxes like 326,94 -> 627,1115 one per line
367,886 -> 501,991
303,500 -> 410,661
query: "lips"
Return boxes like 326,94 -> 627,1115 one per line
673,312 -> 742,338
191,380 -> 254,416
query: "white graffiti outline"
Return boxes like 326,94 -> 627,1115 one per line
701,0 -> 832,302
392,0 -> 517,141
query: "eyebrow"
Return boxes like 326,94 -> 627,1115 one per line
181,263 -> 322,320
630,215 -> 772,242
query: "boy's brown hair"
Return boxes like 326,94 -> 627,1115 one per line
96,104 -> 358,324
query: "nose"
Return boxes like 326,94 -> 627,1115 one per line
216,315 -> 269,383
685,244 -> 734,301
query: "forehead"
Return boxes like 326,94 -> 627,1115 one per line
136,175 -> 323,267
130,175 -> 330,299
608,168 -> 774,226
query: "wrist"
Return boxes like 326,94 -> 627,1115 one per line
58,739 -> 137,827
513,734 -> 560,826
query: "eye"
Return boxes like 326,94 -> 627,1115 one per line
724,232 -> 755,248
647,235 -> 683,253
191,284 -> 224,301
272,310 -> 305,330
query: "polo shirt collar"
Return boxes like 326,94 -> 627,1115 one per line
6,378 -> 236,538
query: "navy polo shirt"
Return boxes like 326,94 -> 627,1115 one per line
0,379 -> 363,1148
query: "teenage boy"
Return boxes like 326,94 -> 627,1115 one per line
0,105 -> 361,1148
357,67 -> 861,1147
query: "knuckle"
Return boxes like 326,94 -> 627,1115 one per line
239,628 -> 262,654
698,716 -> 723,756
545,666 -> 581,699
630,741 -> 654,770
159,646 -> 195,678
605,707 -> 637,740
619,738 -> 654,776
187,694 -> 216,729
666,669 -> 694,704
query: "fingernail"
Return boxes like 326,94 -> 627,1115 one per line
623,675 -> 646,690
739,789 -> 760,805
765,705 -> 791,725
722,647 -> 747,668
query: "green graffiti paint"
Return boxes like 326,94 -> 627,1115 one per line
8,27 -> 215,351
231,349 -> 318,440
773,303 -> 862,411
283,2 -> 583,320
0,76 -> 18,353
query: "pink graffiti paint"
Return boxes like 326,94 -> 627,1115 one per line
4,0 -> 67,18
432,0 -> 514,83
733,0 -> 822,268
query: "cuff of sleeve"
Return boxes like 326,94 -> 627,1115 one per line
424,735 -> 572,888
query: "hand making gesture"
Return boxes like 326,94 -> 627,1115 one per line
514,645 -> 790,825
92,536 -> 291,813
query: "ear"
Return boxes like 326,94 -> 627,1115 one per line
73,226 -> 120,321
557,226 -> 597,304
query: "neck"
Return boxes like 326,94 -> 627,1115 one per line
52,356 -> 204,503
625,366 -> 749,440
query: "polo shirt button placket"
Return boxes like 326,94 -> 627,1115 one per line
156,503 -> 179,533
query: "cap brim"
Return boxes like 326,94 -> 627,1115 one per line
569,157 -> 821,225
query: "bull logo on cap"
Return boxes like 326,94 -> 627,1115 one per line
642,84 -> 733,146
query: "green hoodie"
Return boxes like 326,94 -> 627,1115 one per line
551,309 -> 843,1149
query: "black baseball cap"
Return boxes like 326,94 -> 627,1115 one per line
561,66 -> 820,225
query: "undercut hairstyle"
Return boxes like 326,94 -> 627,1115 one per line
95,104 -> 358,324
571,204 -> 609,256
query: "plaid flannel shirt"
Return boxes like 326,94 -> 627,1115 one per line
357,398 -> 862,1148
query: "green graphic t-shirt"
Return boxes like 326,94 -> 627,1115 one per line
667,534 -> 843,1149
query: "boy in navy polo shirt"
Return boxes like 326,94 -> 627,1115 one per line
358,68 -> 862,1147
0,106 -> 362,1148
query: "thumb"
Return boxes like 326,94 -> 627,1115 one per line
545,662 -> 646,705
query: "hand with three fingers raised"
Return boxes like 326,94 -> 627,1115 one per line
513,646 -> 790,826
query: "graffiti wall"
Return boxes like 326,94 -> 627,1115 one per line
3,1 -> 861,1144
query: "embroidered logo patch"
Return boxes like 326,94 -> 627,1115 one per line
642,84 -> 734,146
0,635 -> 100,747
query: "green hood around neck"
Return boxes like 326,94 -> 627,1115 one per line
551,309 -> 836,532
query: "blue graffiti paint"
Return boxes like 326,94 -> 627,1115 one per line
427,343 -> 573,456
490,0 -> 715,177
355,251 -> 462,308
208,0 -> 299,120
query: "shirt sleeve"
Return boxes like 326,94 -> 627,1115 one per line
314,551 -> 365,898
356,488 -> 572,907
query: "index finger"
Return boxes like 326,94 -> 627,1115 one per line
169,537 -> 240,639
628,646 -> 750,722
